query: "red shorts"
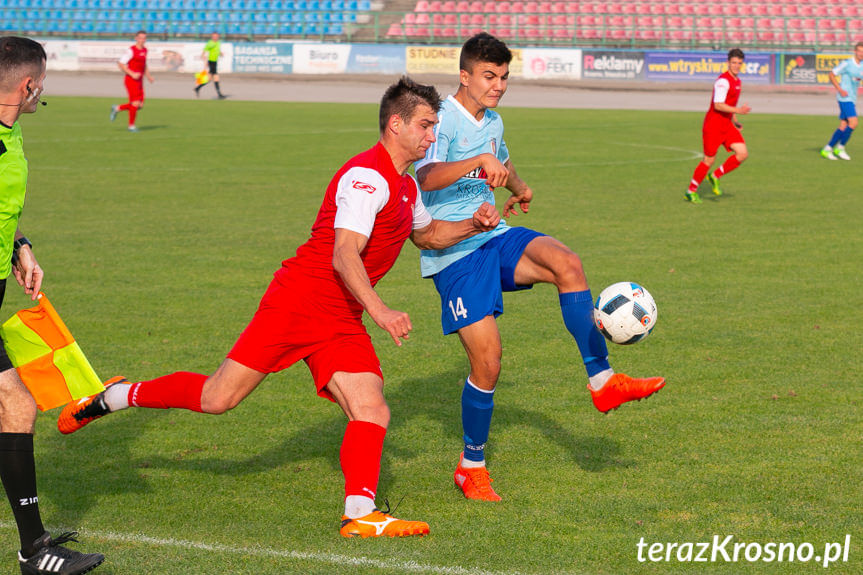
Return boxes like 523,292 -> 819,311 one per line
125,75 -> 144,103
227,277 -> 383,402
703,122 -> 744,156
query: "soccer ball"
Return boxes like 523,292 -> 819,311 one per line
593,282 -> 658,345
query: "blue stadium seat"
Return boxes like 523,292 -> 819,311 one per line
325,23 -> 342,34
307,0 -> 318,10
294,0 -> 305,10
234,0 -> 245,8
357,0 -> 369,10
246,0 -> 257,8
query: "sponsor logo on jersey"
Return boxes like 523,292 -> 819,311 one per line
464,166 -> 488,180
352,180 -> 376,193
490,138 -> 496,155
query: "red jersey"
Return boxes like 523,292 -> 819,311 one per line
120,45 -> 147,76
704,70 -> 741,128
276,142 -> 428,319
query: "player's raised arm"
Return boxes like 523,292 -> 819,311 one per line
416,153 -> 508,191
332,228 -> 412,347
410,201 -> 500,250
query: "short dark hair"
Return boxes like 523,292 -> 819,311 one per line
728,48 -> 745,60
379,76 -> 441,134
856,41 -> 863,50
0,37 -> 46,92
460,33 -> 512,73
136,30 -> 147,36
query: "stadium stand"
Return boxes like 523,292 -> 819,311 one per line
0,0 -> 373,39
0,0 -> 858,46
386,0 -> 863,48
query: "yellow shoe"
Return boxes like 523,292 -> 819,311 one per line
339,510 -> 429,538
454,453 -> 502,501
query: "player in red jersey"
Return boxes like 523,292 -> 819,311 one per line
685,48 -> 751,203
109,30 -> 153,132
58,77 -> 500,538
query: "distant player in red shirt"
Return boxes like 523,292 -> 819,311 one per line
58,77 -> 500,538
686,48 -> 752,203
109,30 -> 154,132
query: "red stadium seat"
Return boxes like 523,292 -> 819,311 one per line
415,0 -> 429,11
496,1 -> 511,12
441,0 -> 456,11
469,1 -> 483,11
551,2 -> 566,13
850,19 -> 863,31
405,12 -> 417,23
483,1 -> 496,11
511,1 -> 524,11
428,1 -> 441,11
539,2 -> 552,13
456,1 -> 470,11
564,2 -> 579,13
387,22 -> 402,35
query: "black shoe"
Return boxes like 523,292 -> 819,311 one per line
19,532 -> 104,575
217,94 -> 228,99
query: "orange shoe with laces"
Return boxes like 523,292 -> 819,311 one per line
589,373 -> 665,414
339,509 -> 429,538
57,376 -> 128,435
453,453 -> 501,501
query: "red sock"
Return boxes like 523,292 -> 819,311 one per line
128,105 -> 138,126
128,372 -> 206,412
340,421 -> 386,501
689,161 -> 710,192
118,103 -> 131,111
713,156 -> 741,179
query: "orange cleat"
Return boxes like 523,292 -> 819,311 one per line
453,453 -> 501,501
339,510 -> 429,538
589,373 -> 665,414
57,376 -> 128,435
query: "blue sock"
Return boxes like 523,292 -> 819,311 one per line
461,378 -> 494,463
829,128 -> 845,147
840,127 -> 854,146
559,291 -> 611,377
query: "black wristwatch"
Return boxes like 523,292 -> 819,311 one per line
11,236 -> 31,266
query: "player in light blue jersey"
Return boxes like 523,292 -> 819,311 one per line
821,42 -> 863,161
415,33 -> 665,502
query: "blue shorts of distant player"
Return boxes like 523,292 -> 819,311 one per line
432,227 -> 545,335
838,101 -> 857,120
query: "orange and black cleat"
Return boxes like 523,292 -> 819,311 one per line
339,510 -> 429,538
453,453 -> 501,501
589,373 -> 665,414
57,376 -> 128,435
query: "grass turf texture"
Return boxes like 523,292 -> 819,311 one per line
2,96 -> 860,574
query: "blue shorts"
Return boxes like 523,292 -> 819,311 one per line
839,101 -> 857,120
431,227 -> 545,335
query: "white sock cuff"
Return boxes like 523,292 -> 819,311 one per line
344,495 -> 376,519
465,377 -> 494,394
104,383 -> 132,412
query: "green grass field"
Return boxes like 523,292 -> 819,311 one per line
3,96 -> 861,574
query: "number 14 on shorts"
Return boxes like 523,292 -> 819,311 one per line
448,297 -> 468,320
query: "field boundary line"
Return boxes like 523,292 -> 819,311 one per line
0,521 -> 551,575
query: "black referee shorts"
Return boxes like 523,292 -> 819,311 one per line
207,60 -> 218,75
0,279 -> 14,373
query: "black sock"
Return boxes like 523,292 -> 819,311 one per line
215,81 -> 222,95
195,84 -> 203,92
0,433 -> 45,557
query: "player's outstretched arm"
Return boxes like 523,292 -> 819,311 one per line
501,159 -> 533,218
410,202 -> 500,250
332,228 -> 412,346
416,153 -> 508,191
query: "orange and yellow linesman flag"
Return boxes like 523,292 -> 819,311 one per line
195,69 -> 210,86
0,293 -> 103,411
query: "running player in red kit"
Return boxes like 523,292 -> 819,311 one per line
109,30 -> 153,132
58,77 -> 500,538
685,48 -> 751,203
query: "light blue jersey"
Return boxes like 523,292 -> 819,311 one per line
833,57 -> 863,103
416,95 -> 511,277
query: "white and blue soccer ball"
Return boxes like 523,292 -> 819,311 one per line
593,282 -> 658,345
